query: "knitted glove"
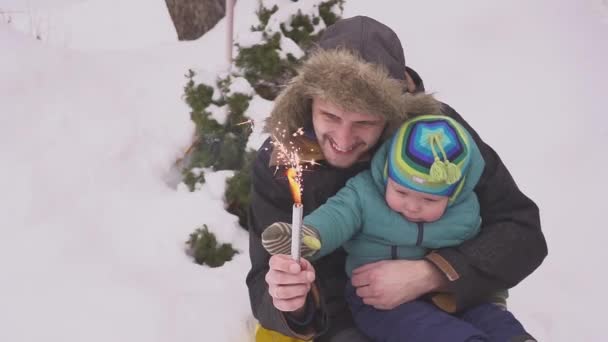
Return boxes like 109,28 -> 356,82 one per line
261,222 -> 321,258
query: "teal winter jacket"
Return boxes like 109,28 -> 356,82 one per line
304,136 -> 485,276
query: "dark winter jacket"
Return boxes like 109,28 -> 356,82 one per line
246,16 -> 547,341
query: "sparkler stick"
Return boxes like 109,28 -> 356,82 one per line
291,203 -> 303,262
287,168 -> 303,262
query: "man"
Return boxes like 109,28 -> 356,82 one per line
246,16 -> 547,342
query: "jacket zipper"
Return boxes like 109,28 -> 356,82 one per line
393,223 -> 424,259
416,222 -> 424,246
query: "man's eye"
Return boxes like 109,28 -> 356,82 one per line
323,113 -> 338,120
424,198 -> 438,203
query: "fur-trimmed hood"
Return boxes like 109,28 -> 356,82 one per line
264,48 -> 440,144
264,13 -> 439,147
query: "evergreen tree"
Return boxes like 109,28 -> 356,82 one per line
186,225 -> 238,267
181,0 -> 344,266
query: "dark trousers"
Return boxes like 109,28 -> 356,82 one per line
345,283 -> 531,342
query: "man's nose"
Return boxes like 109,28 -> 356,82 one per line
333,124 -> 354,147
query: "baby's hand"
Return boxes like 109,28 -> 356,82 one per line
261,222 -> 321,257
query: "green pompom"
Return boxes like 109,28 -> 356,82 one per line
429,160 -> 447,182
445,162 -> 462,185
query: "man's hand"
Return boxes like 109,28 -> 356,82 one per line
266,254 -> 316,315
351,259 -> 447,310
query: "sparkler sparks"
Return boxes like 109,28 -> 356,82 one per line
236,119 -> 255,130
272,132 -> 303,198
269,124 -> 320,263
292,127 -> 304,137
302,159 -> 321,167
286,168 -> 302,204
267,123 -> 320,199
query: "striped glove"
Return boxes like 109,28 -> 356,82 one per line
261,222 -> 322,258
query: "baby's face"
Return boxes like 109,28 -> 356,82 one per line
385,178 -> 449,223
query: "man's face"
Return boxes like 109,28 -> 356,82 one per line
311,97 -> 386,168
385,178 -> 449,223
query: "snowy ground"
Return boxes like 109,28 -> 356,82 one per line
0,0 -> 606,341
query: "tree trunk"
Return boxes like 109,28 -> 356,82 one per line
165,0 -> 227,41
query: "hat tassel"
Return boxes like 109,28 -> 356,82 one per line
429,135 -> 461,185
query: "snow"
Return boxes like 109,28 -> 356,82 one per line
245,96 -> 275,151
279,33 -> 305,59
235,0 -> 321,63
0,0 -> 260,341
263,0 -> 328,35
207,104 -> 228,125
591,0 -> 608,21
1,0 -> 176,50
236,30 -> 265,49
0,0 -> 606,341
228,76 -> 255,97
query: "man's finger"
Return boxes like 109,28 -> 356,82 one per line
270,283 -> 311,300
352,260 -> 382,275
350,271 -> 371,287
355,285 -> 377,298
362,296 -> 382,308
353,260 -> 386,275
360,292 -> 395,310
299,258 -> 314,272
265,269 -> 311,286
273,295 -> 307,312
269,254 -> 301,273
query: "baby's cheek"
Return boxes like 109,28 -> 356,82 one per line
385,192 -> 399,213
426,205 -> 447,222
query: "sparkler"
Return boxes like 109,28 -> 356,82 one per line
286,168 -> 303,262
269,123 -> 309,262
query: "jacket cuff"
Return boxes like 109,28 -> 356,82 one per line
429,290 -> 509,314
429,293 -> 457,313
284,295 -> 314,331
426,251 -> 460,282
425,250 -> 473,312
427,249 -> 506,312
425,251 -> 459,313
279,283 -> 325,340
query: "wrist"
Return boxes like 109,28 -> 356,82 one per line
284,295 -> 314,329
421,259 -> 449,292
289,304 -> 307,319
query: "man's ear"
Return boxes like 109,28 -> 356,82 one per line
404,69 -> 417,93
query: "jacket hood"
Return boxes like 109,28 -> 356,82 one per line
318,16 -> 407,81
264,16 -> 439,146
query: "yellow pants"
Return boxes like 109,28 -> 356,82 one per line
255,324 -> 311,342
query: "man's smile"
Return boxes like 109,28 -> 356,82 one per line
328,137 -> 360,154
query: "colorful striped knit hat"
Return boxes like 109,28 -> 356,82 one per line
385,115 -> 472,200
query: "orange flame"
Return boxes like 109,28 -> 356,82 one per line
286,168 -> 302,204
